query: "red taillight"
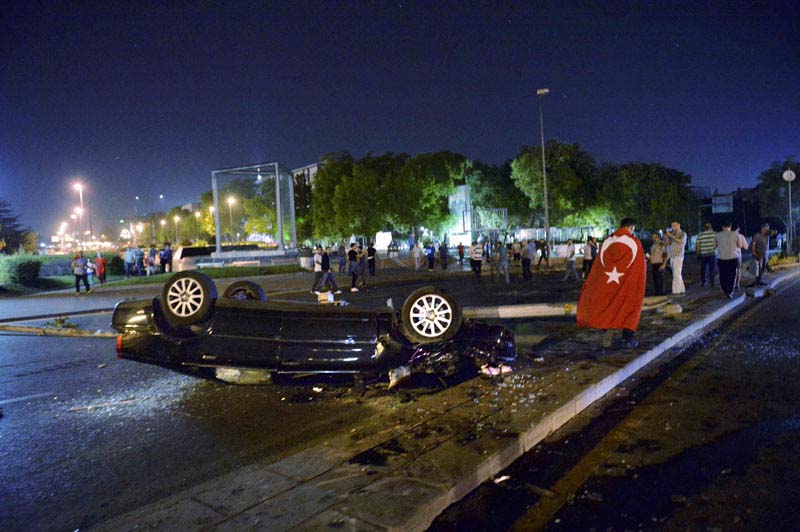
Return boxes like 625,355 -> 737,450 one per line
116,334 -> 124,356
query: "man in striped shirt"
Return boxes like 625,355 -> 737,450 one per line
695,222 -> 717,288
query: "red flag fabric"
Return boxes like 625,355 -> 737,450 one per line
577,228 -> 647,331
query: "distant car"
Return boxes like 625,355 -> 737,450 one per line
112,272 -> 516,387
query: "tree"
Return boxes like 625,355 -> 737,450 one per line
510,141 -> 600,227
22,231 -> 39,253
311,152 -> 354,239
600,162 -> 698,233
294,174 -> 313,245
0,200 -> 26,254
467,160 -> 532,229
754,159 -> 798,237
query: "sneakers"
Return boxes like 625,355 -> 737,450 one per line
350,287 -> 359,292
334,290 -> 342,294
622,338 -> 639,349
87,288 -> 92,294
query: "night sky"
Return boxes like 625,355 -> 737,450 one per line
2,1 -> 798,236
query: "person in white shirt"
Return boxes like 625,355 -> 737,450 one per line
310,246 -> 323,293
563,239 -> 579,282
733,224 -> 748,289
664,221 -> 687,295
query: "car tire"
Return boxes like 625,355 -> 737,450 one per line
161,271 -> 217,326
223,280 -> 266,301
400,286 -> 463,344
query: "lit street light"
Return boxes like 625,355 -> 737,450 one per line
226,197 -> 236,242
194,211 -> 201,243
536,87 -> 551,256
173,215 -> 181,243
74,183 -> 84,242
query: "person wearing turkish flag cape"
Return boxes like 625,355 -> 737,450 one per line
577,218 -> 647,348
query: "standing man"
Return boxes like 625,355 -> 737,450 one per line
356,245 -> 368,289
426,242 -> 436,271
367,242 -> 377,276
124,246 -> 135,278
751,224 -> 770,286
412,241 -> 422,272
715,221 -> 742,299
695,222 -> 717,288
71,251 -> 91,295
496,240 -> 510,284
520,239 -> 532,281
438,241 -> 448,270
648,233 -> 667,295
320,246 -> 341,293
512,240 -> 521,264
310,246 -> 323,293
457,242 -> 465,266
581,238 -> 595,279
95,252 -> 107,285
733,225 -> 748,289
160,244 -> 173,273
664,221 -> 687,295
348,243 -> 359,291
577,218 -> 646,349
563,239 -> 580,282
338,242 -> 347,273
536,239 -> 550,268
469,241 -> 483,278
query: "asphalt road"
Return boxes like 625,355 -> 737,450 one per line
0,313 -> 382,531
431,278 -> 800,531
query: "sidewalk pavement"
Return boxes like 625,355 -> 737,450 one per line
96,267 -> 800,531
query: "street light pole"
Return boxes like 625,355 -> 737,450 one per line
227,197 -> 235,243
536,88 -> 551,254
194,211 -> 201,243
74,183 -> 84,243
784,169 -> 796,253
173,216 -> 180,244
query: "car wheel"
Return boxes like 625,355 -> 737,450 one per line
161,271 -> 217,326
223,280 -> 266,301
400,286 -> 463,344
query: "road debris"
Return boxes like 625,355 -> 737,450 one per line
493,475 -> 511,484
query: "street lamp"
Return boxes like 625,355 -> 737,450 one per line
226,197 -> 236,242
74,183 -> 84,239
160,219 -> 166,242
536,87 -> 551,256
194,211 -> 201,243
784,169 -> 796,253
173,215 -> 181,243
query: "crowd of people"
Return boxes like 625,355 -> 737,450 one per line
68,242 -> 175,295
122,243 -> 173,278
311,242 -> 377,294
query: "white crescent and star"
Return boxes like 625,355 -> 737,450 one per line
605,266 -> 624,284
599,234 -> 639,269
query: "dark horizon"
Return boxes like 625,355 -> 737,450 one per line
2,1 -> 798,236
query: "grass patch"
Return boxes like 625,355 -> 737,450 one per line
0,276 -> 73,296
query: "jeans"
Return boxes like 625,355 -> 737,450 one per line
671,255 -> 685,294
650,263 -> 664,295
320,271 -> 338,291
699,254 -> 717,287
521,258 -> 532,280
563,260 -> 580,281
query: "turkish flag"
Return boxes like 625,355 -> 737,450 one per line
577,228 -> 647,331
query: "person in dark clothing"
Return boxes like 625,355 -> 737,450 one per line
348,244 -> 359,291
536,239 -> 550,268
426,242 -> 436,271
367,243 -> 377,276
320,246 -> 340,293
438,242 -> 448,270
357,246 -> 368,288
457,242 -> 465,266
159,244 -> 173,273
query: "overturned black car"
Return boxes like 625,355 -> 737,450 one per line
112,272 -> 516,387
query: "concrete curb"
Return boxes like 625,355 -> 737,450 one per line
0,324 -> 116,338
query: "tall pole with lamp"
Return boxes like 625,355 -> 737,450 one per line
784,169 -> 796,254
173,215 -> 180,244
536,88 -> 551,256
74,183 -> 84,243
227,197 -> 235,243
194,211 -> 201,243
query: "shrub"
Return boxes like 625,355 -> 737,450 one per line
108,255 -> 125,275
12,260 -> 41,285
